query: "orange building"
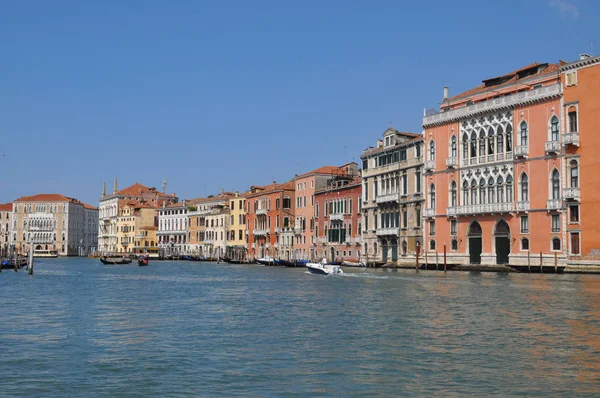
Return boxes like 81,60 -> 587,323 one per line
292,163 -> 359,261
246,181 -> 295,260
560,54 -> 600,263
422,62 -> 567,266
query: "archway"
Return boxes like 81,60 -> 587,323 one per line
494,219 -> 510,265
330,247 -> 335,263
382,240 -> 388,263
468,221 -> 482,264
391,238 -> 398,262
402,240 -> 407,255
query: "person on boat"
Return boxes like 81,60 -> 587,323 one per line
321,257 -> 327,266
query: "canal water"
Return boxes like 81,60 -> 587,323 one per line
1,258 -> 600,397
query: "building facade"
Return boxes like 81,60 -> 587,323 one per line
187,192 -> 233,257
98,180 -> 177,253
314,175 -> 362,262
157,201 -> 190,256
293,163 -> 359,261
0,203 -> 13,257
422,62 -> 566,266
226,192 -> 248,260
116,201 -> 155,253
361,128 -> 424,264
246,181 -> 295,260
204,203 -> 229,259
560,54 -> 600,263
12,194 -> 98,256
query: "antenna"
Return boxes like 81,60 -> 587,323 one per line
591,40 -> 596,56
162,178 -> 167,193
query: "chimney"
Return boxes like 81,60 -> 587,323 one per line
183,199 -> 187,207
580,53 -> 591,60
102,181 -> 106,197
113,177 -> 118,194
443,86 -> 449,101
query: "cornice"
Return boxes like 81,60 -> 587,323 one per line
559,55 -> 600,72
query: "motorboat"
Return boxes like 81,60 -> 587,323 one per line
33,250 -> 59,258
306,262 -> 344,275
256,257 -> 278,266
138,255 -> 149,266
341,260 -> 365,267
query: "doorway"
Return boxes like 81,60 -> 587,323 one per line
495,220 -> 510,265
468,221 -> 482,264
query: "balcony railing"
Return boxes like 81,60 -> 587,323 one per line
546,199 -> 562,210
446,157 -> 458,168
545,140 -> 560,154
375,193 -> 399,204
294,227 -> 303,235
563,187 -> 580,201
454,202 -> 513,215
563,132 -> 580,147
329,213 -> 344,221
256,208 -> 268,216
253,229 -> 268,236
458,151 -> 514,167
516,201 -> 530,212
317,237 -> 327,244
424,160 -> 435,172
514,145 -> 528,158
446,206 -> 458,217
423,208 -> 435,218
375,227 -> 399,236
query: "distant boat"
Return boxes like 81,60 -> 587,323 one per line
278,259 -> 296,267
306,261 -> 344,275
100,257 -> 133,265
256,257 -> 277,266
341,260 -> 364,267
138,254 -> 149,266
33,249 -> 59,258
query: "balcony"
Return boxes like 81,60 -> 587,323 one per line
376,227 -> 399,236
424,160 -> 435,172
423,208 -> 435,218
545,140 -> 560,154
516,201 -> 530,212
546,199 -> 562,211
274,243 -> 278,248
514,145 -> 528,158
253,229 -> 268,236
294,227 -> 303,235
563,131 -> 580,147
446,157 -> 458,168
455,203 -> 513,215
256,208 -> 268,216
329,213 -> 344,221
317,237 -> 327,244
446,207 -> 458,217
563,187 -> 580,201
376,193 -> 399,204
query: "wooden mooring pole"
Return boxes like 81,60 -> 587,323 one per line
540,252 -> 543,273
555,252 -> 558,273
444,243 -> 447,273
527,250 -> 531,273
436,251 -> 439,271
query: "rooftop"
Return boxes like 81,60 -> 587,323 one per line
0,203 -> 12,211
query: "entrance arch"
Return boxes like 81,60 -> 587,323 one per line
494,219 -> 510,265
391,238 -> 398,262
468,221 -> 482,264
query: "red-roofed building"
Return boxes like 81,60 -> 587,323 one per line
12,193 -> 98,256
422,61 -> 565,267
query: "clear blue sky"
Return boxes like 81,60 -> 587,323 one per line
1,0 -> 597,205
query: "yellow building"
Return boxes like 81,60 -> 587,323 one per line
133,225 -> 158,257
226,191 -> 248,260
116,200 -> 156,254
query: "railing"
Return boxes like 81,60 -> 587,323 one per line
317,237 -> 327,244
563,187 -> 580,201
424,160 -> 435,171
294,227 -> 303,235
454,202 -> 513,215
253,229 -> 268,236
422,84 -> 561,126
329,213 -> 345,221
514,145 -> 528,157
545,140 -> 560,154
446,157 -> 458,168
256,208 -> 268,216
563,131 -> 580,146
546,199 -> 562,210
516,201 -> 530,211
446,207 -> 458,217
423,208 -> 435,218
459,151 -> 514,167
375,227 -> 399,236
375,193 -> 399,204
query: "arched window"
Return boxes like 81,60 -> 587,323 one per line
471,180 -> 477,205
570,159 -> 579,188
497,126 -> 504,154
488,127 -> 495,155
462,133 -> 469,159
550,116 -> 560,141
551,170 -> 560,199
488,177 -> 495,204
479,130 -> 486,156
470,133 -> 477,158
520,121 -> 528,146
568,108 -> 578,132
521,238 -> 530,251
497,176 -> 505,202
521,173 -> 529,201
429,240 -> 436,251
450,135 -> 457,158
450,181 -> 457,207
451,239 -> 458,251
479,178 -> 486,204
429,141 -> 435,161
552,237 -> 561,251
506,124 -> 513,152
429,184 -> 436,209
463,181 -> 469,206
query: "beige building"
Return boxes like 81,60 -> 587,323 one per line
204,203 -> 229,259
187,192 -> 234,257
12,193 -> 98,256
226,192 -> 248,260
0,203 -> 12,256
361,128 -> 424,264
116,201 -> 156,253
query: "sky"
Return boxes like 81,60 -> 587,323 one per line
1,0 -> 598,206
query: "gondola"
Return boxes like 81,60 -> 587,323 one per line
278,259 -> 296,267
100,257 -> 133,265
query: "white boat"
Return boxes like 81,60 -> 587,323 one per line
341,260 -> 365,267
306,262 -> 344,275
256,256 -> 277,266
33,249 -> 59,258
